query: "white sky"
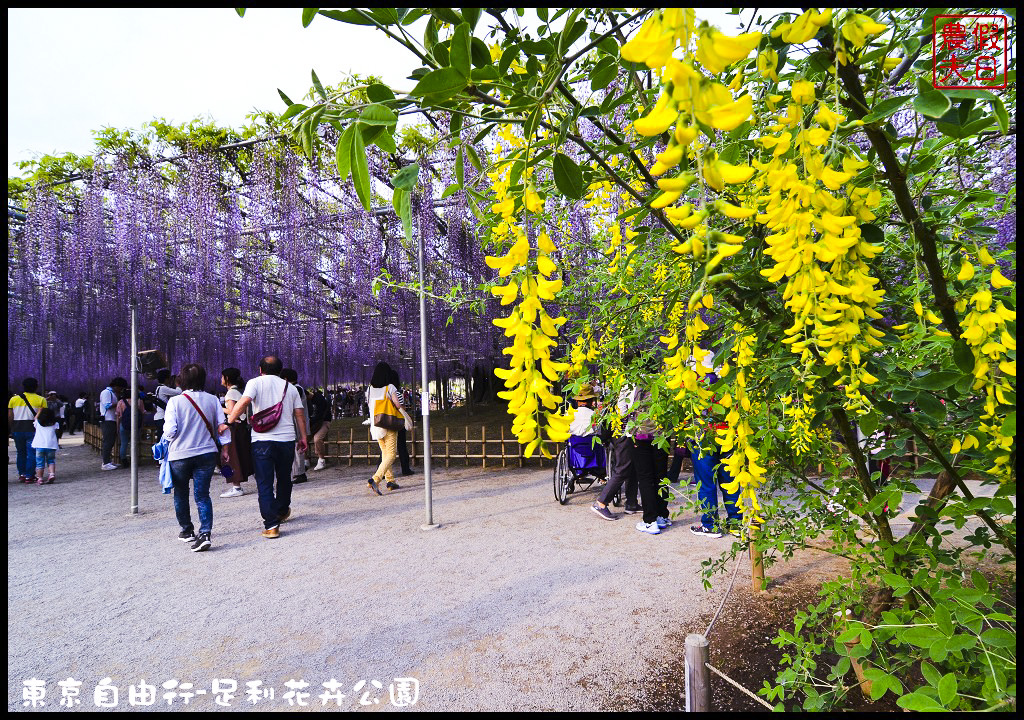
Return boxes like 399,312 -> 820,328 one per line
7,8 -> 750,179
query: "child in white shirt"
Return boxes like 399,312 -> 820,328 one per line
32,407 -> 60,484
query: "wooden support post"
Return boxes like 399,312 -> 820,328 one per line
910,438 -> 920,470
445,426 -> 450,468
684,633 -> 711,712
465,425 -> 469,466
500,425 -> 506,468
367,428 -> 372,466
750,525 -> 765,593
348,427 -> 354,467
482,425 -> 487,469
840,610 -> 874,698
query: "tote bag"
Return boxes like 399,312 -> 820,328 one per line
373,388 -> 405,431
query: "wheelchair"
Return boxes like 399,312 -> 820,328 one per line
553,435 -> 619,505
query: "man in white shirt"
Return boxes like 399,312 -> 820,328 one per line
99,378 -> 128,470
226,355 -> 308,539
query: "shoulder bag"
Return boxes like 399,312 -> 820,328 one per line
373,386 -> 405,432
249,379 -> 288,433
182,393 -> 233,478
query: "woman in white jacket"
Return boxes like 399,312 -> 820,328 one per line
161,363 -> 231,553
364,361 -> 414,495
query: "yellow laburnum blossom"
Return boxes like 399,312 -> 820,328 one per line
757,47 -> 779,82
695,26 -> 762,74
634,92 -> 679,136
773,8 -> 833,44
791,79 -> 816,105
841,14 -> 888,49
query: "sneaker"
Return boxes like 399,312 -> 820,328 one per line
623,502 -> 642,514
292,474 -> 308,484
656,516 -> 673,529
101,463 -> 119,471
178,529 -> 196,543
220,486 -> 244,498
636,520 -> 661,535
386,481 -> 400,491
278,508 -> 292,523
591,503 -> 618,521
313,458 -> 327,472
190,533 -> 212,552
261,525 -> 280,539
367,479 -> 383,496
690,525 -> 723,538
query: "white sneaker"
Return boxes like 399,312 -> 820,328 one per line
220,486 -> 245,498
636,520 -> 662,535
313,459 -> 326,471
101,463 -> 118,471
656,516 -> 673,529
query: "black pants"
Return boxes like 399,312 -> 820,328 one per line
634,439 -> 669,524
101,420 -> 117,464
598,435 -> 639,506
397,426 -> 411,474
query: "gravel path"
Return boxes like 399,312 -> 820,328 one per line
9,437 -> 733,712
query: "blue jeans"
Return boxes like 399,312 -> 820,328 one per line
35,448 -> 57,469
12,431 -> 34,477
251,440 -> 294,529
691,440 -> 742,530
119,425 -> 131,463
169,451 -> 216,536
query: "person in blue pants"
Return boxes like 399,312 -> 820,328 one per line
689,435 -> 742,537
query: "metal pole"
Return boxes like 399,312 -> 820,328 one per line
416,209 -> 438,530
130,305 -> 139,515
684,633 -> 711,712
322,318 -> 329,392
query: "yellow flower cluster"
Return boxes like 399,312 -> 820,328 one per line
485,128 -> 571,458
717,326 -> 766,522
754,76 -> 885,412
783,394 -> 817,456
957,260 -> 1016,482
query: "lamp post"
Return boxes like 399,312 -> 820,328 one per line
416,211 -> 438,530
130,304 -> 139,515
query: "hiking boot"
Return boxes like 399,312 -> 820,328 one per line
591,503 -> 617,521
261,526 -> 280,539
178,529 -> 196,543
190,533 -> 212,552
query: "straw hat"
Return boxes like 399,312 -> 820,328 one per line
572,383 -> 597,401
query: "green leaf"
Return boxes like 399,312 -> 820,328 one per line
311,68 -> 326,100
991,96 -> 1009,134
358,103 -> 398,127
392,187 -> 412,241
450,22 -> 472,77
882,572 -> 909,589
302,8 -> 318,27
235,8 -> 246,17
350,129 -> 372,211
980,627 -> 1015,648
920,660 -> 941,687
591,56 -> 619,91
498,45 -> 518,75
1001,411 -> 1015,437
423,16 -> 438,54
277,88 -> 294,106
859,411 -> 879,438
471,65 -> 499,81
280,103 -> 308,122
897,692 -> 944,711
953,340 -> 975,373
431,8 -> 462,25
462,8 -> 481,30
470,37 -> 491,66
318,9 -> 375,25
913,371 -> 962,391
863,95 -> 913,123
915,392 -> 947,421
410,67 -> 467,99
455,147 -> 465,186
392,162 -> 419,191
915,90 -> 952,118
859,223 -> 884,244
465,144 -> 482,171
335,124 -> 354,181
552,152 -> 584,200
366,84 -> 395,103
938,673 -> 957,706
